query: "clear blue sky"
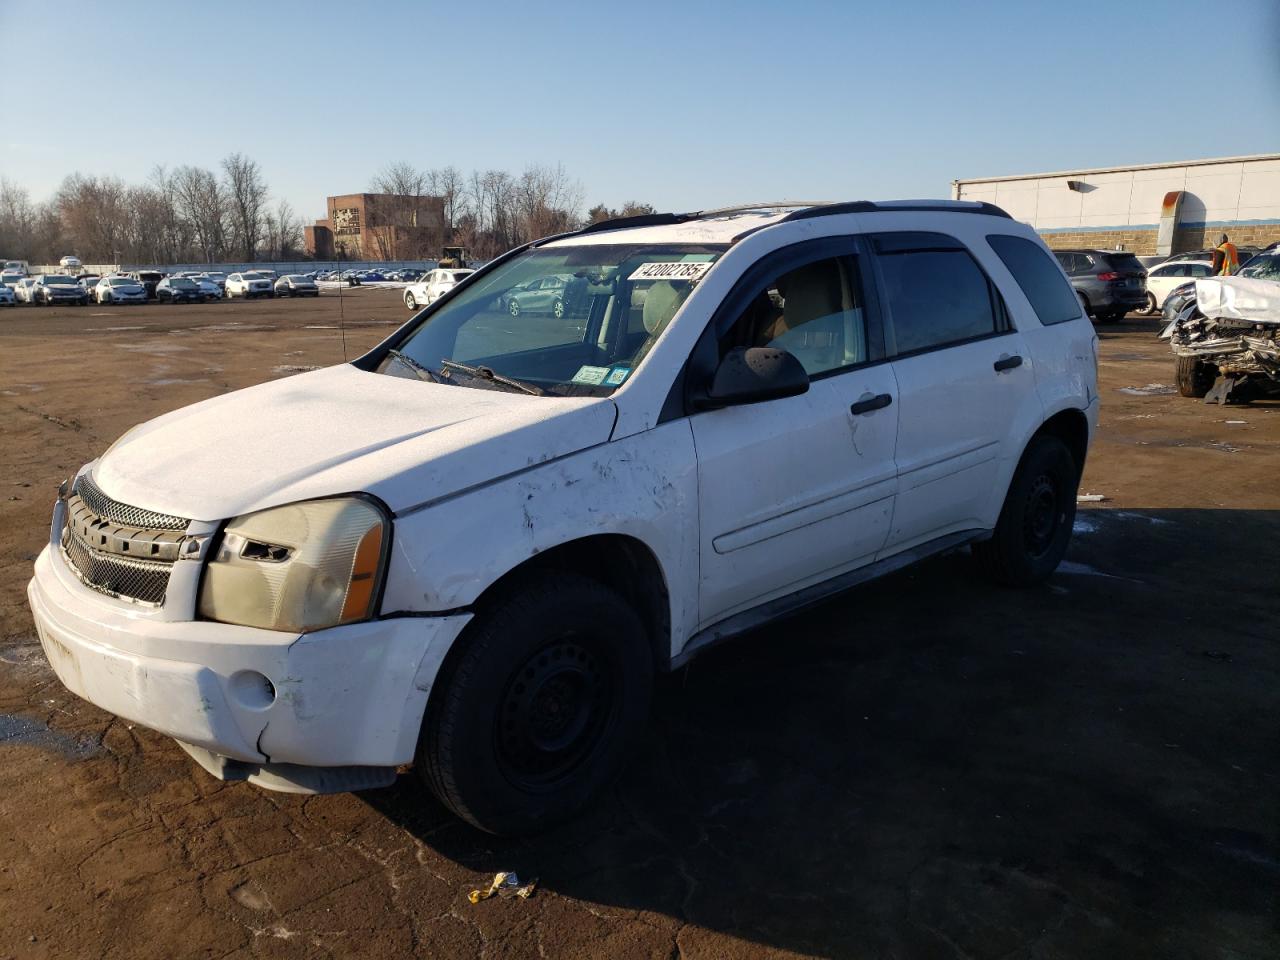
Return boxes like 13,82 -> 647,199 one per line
3,0 -> 1278,221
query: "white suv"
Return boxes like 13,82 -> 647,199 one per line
27,201 -> 1098,835
404,267 -> 475,309
225,272 -> 274,298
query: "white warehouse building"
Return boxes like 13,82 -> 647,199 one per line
953,153 -> 1280,255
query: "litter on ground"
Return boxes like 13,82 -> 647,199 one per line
468,872 -> 538,903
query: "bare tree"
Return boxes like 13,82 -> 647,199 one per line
222,153 -> 268,261
172,165 -> 229,262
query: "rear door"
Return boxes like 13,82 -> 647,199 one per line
690,238 -> 899,626
869,231 -> 1040,553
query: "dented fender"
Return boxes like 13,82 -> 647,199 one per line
381,419 -> 701,660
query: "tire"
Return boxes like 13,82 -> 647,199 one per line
971,434 -> 1079,587
1097,308 -> 1124,323
552,297 -> 565,319
508,298 -> 521,317
1176,355 -> 1217,398
419,571 -> 653,836
405,293 -> 417,310
1076,291 -> 1091,318
1140,293 -> 1159,316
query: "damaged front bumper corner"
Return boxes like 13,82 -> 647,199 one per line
27,545 -> 472,793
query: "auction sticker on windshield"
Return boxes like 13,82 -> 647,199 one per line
570,365 -> 611,385
628,262 -> 713,282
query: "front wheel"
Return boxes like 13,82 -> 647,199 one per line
419,571 -> 653,836
552,297 -> 565,319
971,434 -> 1079,586
508,298 -> 521,317
1176,355 -> 1217,398
1140,293 -> 1159,316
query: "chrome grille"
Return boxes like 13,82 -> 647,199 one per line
62,526 -> 171,604
74,473 -> 188,530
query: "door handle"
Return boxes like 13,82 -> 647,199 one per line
850,393 -> 893,415
994,354 -> 1023,372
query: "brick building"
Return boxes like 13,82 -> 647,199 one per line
953,153 -> 1280,255
304,192 -> 446,260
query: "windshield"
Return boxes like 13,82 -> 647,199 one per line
449,271 -> 472,282
1238,254 -> 1280,280
381,243 -> 726,396
284,274 -> 309,282
109,277 -> 139,287
243,272 -> 268,280
170,278 -> 197,289
45,275 -> 77,284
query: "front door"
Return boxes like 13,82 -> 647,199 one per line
691,239 -> 900,627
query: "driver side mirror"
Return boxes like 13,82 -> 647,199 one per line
697,346 -> 809,409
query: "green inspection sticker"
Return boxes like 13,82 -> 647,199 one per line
604,366 -> 631,386
570,365 -> 611,385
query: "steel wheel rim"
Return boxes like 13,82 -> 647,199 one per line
1024,474 -> 1059,558
495,636 -> 616,790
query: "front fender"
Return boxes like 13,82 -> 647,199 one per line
380,420 -> 700,659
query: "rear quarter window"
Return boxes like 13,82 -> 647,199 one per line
987,235 -> 1083,327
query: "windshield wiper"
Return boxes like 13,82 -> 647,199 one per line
386,348 -> 444,384
438,358 -> 546,396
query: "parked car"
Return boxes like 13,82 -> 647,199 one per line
225,272 -> 274,298
199,272 -> 228,292
129,271 -> 165,299
1164,273 -> 1280,400
497,273 -> 571,317
1140,259 -> 1213,314
2,259 -> 26,275
31,274 -> 89,306
26,199 -> 1097,836
0,283 -> 14,306
1051,249 -> 1147,322
14,278 -> 37,303
79,276 -> 102,301
194,277 -> 223,301
403,268 -> 475,309
1,272 -> 25,289
274,274 -> 320,297
156,277 -> 203,304
95,276 -> 148,304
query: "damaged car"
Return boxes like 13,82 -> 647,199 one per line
27,200 -> 1097,835
1163,270 -> 1280,401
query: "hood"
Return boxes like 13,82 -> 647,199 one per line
93,364 -> 617,522
1195,276 -> 1280,325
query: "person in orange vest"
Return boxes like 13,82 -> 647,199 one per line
1211,233 -> 1239,276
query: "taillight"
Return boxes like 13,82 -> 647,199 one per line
1097,271 -> 1120,281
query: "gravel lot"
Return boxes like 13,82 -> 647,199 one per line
1,293 -> 1277,959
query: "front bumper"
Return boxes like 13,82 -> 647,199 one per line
27,543 -> 471,789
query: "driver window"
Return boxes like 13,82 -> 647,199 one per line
720,254 -> 867,377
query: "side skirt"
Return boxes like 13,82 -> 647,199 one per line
669,529 -> 986,670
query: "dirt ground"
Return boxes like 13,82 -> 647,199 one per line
1,293 -> 1277,960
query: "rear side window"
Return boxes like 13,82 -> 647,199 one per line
987,234 -> 1083,327
872,232 -> 1002,354
1102,253 -> 1144,274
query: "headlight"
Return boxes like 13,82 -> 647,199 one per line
198,497 -> 388,633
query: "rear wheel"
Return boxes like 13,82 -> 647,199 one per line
1141,293 -> 1159,316
508,298 -> 521,317
419,571 -> 653,836
552,297 -> 565,319
1176,355 -> 1217,398
972,434 -> 1079,586
404,292 -> 417,310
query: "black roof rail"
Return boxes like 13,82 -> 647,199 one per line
576,211 -> 697,234
779,199 -> 1012,223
